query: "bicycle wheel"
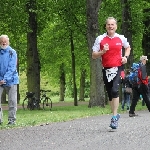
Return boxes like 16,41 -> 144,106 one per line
33,98 -> 41,110
22,97 -> 28,110
27,98 -> 34,110
43,97 -> 52,110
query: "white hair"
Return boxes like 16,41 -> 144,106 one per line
105,17 -> 117,24
0,34 -> 9,40
0,34 -> 10,45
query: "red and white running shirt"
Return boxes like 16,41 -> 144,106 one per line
92,33 -> 130,67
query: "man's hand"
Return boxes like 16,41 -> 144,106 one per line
98,43 -> 109,56
121,57 -> 127,64
0,80 -> 6,85
92,43 -> 109,59
103,43 -> 109,52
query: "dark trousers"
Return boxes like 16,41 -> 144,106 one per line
102,66 -> 122,101
129,83 -> 150,113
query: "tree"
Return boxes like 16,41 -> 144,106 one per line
86,0 -> 105,107
121,0 -> 133,68
70,31 -> 78,106
79,69 -> 86,101
38,0 -> 89,105
59,63 -> 66,101
142,8 -> 150,74
26,0 -> 40,99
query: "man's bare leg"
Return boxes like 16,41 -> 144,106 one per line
109,101 -> 113,113
109,97 -> 120,129
111,97 -> 119,116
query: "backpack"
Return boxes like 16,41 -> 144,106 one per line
129,63 -> 141,85
129,62 -> 148,85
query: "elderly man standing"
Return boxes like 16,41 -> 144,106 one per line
0,35 -> 19,125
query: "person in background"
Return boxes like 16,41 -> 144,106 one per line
140,95 -> 145,106
148,76 -> 150,99
129,56 -> 150,117
121,70 -> 132,111
0,35 -> 19,125
92,17 -> 131,129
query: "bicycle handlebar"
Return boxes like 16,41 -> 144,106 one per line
26,92 -> 35,98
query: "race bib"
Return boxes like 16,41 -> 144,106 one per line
105,67 -> 118,82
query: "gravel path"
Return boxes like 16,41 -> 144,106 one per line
0,110 -> 150,150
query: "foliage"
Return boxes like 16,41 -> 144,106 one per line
99,0 -> 122,33
0,0 -> 149,100
37,0 -> 89,96
98,0 -> 150,62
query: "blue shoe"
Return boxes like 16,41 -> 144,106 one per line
116,114 -> 120,121
109,118 -> 118,129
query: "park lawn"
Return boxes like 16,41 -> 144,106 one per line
0,100 -> 147,130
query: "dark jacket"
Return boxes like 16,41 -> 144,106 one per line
124,75 -> 132,88
139,63 -> 148,85
148,79 -> 150,95
122,75 -> 132,88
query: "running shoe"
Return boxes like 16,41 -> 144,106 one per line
116,114 -> 120,121
109,117 -> 118,129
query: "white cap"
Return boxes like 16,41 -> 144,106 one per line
140,55 -> 148,61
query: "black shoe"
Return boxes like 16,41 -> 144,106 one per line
7,122 -> 16,125
129,113 -> 138,117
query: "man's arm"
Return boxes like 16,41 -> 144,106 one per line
3,50 -> 17,82
92,50 -> 105,59
141,65 -> 147,79
121,46 -> 131,64
124,46 -> 131,58
92,43 -> 109,59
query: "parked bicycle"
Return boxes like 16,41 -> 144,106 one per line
22,92 -> 40,110
40,89 -> 52,110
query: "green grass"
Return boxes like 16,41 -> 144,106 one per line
0,71 -> 146,130
0,100 -> 147,130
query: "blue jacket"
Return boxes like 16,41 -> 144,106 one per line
0,46 -> 19,86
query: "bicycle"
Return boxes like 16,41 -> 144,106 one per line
40,89 -> 52,110
22,92 -> 40,110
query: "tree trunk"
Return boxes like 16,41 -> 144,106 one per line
142,8 -> 150,74
70,31 -> 78,106
86,0 -> 105,107
26,0 -> 40,99
79,69 -> 86,101
121,0 -> 133,103
59,63 -> 66,101
121,0 -> 133,67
